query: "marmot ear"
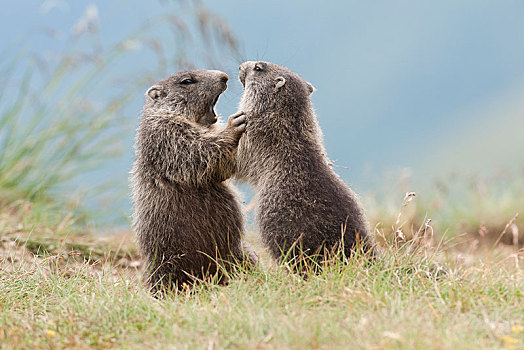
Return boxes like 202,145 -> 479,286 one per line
306,82 -> 315,95
274,76 -> 286,92
146,85 -> 165,100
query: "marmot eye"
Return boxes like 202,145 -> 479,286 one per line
180,78 -> 195,84
254,65 -> 263,72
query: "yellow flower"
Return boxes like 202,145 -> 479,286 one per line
498,335 -> 520,350
46,330 -> 56,338
511,324 -> 524,334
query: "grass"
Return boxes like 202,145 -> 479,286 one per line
1,198 -> 523,349
364,170 -> 524,248
0,52 -> 132,230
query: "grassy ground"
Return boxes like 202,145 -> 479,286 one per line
1,199 -> 523,349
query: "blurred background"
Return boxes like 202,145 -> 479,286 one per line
1,1 -> 522,244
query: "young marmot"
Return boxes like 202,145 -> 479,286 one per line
131,70 -> 255,292
236,61 -> 374,267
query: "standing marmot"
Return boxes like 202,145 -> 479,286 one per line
236,61 -> 374,267
131,69 -> 255,292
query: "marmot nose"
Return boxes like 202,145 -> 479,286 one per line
219,72 -> 229,83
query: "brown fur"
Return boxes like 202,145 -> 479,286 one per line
131,70 -> 255,293
236,61 -> 375,267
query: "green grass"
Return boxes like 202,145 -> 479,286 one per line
1,206 -> 523,349
1,169 -> 522,349
0,55 -> 128,203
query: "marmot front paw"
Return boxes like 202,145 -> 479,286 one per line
227,111 -> 247,141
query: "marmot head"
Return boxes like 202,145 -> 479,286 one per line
238,61 -> 314,114
143,70 -> 229,125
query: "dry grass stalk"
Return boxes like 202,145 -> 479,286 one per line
493,212 -> 519,248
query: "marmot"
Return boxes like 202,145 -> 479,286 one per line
131,69 -> 255,292
236,61 -> 374,267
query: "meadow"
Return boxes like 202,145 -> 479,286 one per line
0,187 -> 523,349
1,4 -> 523,348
